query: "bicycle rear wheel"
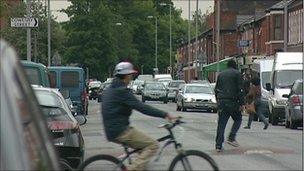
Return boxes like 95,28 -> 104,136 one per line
78,154 -> 127,171
169,150 -> 219,171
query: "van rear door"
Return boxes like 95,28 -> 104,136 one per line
60,70 -> 83,102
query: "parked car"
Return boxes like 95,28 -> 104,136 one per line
266,52 -> 303,125
154,74 -> 172,81
142,82 -> 168,103
176,84 -> 217,112
132,79 -> 144,94
21,60 -> 52,87
48,66 -> 89,115
283,79 -> 303,129
33,86 -> 86,169
1,39 -> 60,170
166,80 -> 186,102
137,74 -> 154,82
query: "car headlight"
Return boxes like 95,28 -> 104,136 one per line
276,100 -> 287,105
185,97 -> 194,102
211,98 -> 217,103
89,90 -> 92,93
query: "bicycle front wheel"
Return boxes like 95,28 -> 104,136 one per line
78,154 -> 126,171
169,150 -> 219,171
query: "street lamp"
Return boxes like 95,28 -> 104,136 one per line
147,15 -> 158,69
159,3 -> 173,76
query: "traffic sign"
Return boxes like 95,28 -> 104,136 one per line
11,18 -> 38,27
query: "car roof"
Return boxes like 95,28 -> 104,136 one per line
21,60 -> 47,69
32,86 -> 62,96
48,66 -> 83,70
186,83 -> 210,87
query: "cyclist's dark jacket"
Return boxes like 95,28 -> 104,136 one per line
102,78 -> 167,141
215,68 -> 245,107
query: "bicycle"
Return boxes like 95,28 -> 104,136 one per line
78,117 -> 219,171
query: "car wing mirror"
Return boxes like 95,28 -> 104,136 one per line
265,83 -> 272,91
60,89 -> 70,99
75,115 -> 87,125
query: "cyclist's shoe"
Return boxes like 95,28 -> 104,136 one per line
226,139 -> 240,147
243,126 -> 250,129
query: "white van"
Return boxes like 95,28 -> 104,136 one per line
266,52 -> 303,125
252,58 -> 274,100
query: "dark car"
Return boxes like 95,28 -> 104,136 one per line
89,81 -> 102,100
34,87 -> 86,169
283,79 -> 303,129
1,39 -> 60,170
142,82 -> 168,103
166,80 -> 186,102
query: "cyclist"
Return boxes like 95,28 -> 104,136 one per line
101,62 -> 176,171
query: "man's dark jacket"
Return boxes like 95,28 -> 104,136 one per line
102,78 -> 167,141
215,68 -> 245,107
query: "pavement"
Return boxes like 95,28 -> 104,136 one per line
80,99 -> 303,170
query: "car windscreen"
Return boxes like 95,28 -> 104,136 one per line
35,90 -> 63,108
185,86 -> 213,94
274,70 -> 303,88
168,82 -> 185,88
24,67 -> 41,85
40,106 -> 72,122
61,71 -> 79,88
261,72 -> 271,89
146,83 -> 165,90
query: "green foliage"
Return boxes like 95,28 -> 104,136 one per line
63,0 -> 192,80
0,0 -> 65,65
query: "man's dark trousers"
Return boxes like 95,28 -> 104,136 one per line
215,100 -> 242,149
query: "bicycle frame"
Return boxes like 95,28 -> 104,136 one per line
119,126 -> 183,165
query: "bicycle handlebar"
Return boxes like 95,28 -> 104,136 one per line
158,116 -> 185,129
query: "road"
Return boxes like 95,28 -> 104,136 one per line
81,99 -> 303,170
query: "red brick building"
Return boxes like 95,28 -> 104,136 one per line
176,0 -> 280,82
287,0 -> 303,52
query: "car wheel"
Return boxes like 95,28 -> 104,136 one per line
89,97 -> 92,100
290,119 -> 298,129
181,101 -> 187,112
271,109 -> 278,125
85,105 -> 88,115
285,116 -> 290,128
164,98 -> 168,104
142,96 -> 146,102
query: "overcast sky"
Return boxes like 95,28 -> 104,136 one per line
51,0 -> 214,22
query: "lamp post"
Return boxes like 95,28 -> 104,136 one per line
147,16 -> 158,69
159,3 -> 172,76
215,0 -> 221,81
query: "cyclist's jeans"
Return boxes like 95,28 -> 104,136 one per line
215,100 -> 242,148
115,127 -> 159,171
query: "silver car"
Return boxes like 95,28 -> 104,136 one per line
176,84 -> 217,112
142,82 -> 168,103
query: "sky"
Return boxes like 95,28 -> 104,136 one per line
50,0 -> 214,22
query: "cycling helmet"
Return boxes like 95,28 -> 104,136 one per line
114,62 -> 137,76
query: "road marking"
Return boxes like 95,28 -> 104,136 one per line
244,150 -> 273,154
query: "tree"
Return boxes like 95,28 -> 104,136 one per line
0,0 -> 65,65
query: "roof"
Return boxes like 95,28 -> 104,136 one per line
21,60 -> 47,68
266,0 -> 292,11
48,66 -> 83,70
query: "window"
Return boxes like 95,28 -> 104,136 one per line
49,71 -> 57,88
61,71 -> 79,88
24,67 -> 41,85
274,15 -> 282,40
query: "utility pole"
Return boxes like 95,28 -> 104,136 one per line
156,17 -> 158,69
195,0 -> 199,78
216,0 -> 220,81
47,0 -> 51,66
187,0 -> 191,82
26,0 -> 31,61
169,4 -> 172,76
